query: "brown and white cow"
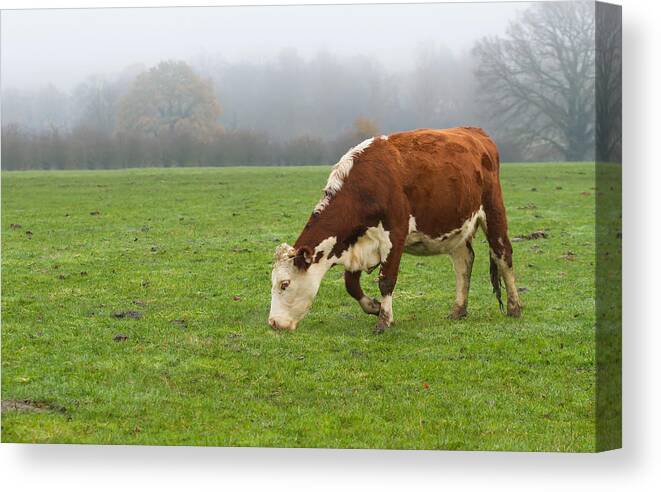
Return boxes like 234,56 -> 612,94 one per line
269,127 -> 522,333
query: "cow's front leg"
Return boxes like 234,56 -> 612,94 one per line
344,270 -> 380,315
374,239 -> 404,334
448,241 -> 475,320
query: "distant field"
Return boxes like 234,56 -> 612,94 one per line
1,163 -> 598,451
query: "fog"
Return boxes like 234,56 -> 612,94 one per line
2,2 -> 618,170
1,3 -> 523,91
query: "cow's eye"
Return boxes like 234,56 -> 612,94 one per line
279,280 -> 290,291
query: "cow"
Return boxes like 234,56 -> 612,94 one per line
269,127 -> 522,333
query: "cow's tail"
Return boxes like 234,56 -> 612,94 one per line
489,254 -> 504,313
478,203 -> 505,313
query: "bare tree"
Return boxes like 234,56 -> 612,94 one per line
473,1 -> 595,161
73,76 -> 121,135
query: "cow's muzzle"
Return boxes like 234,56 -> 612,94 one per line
268,317 -> 297,331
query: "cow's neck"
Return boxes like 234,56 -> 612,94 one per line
294,208 -> 351,266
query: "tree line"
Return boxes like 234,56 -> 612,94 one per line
1,2 -> 620,171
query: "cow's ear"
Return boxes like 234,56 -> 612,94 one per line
293,246 -> 313,271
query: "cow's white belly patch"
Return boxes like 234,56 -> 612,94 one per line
404,207 -> 485,256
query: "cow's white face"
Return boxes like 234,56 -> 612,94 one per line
269,243 -> 328,331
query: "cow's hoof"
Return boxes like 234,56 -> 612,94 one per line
360,296 -> 381,316
373,320 -> 389,334
507,303 -> 523,317
373,308 -> 393,334
448,304 -> 468,320
373,315 -> 392,334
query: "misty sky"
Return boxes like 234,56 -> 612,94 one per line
1,3 -> 527,91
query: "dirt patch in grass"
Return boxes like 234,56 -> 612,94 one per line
561,251 -> 578,261
512,230 -> 549,241
1,399 -> 65,414
112,310 -> 142,319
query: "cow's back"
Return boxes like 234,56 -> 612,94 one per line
383,127 -> 498,238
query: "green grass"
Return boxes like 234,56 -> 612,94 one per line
1,163 -> 597,451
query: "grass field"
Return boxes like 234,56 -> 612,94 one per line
1,163 -> 598,451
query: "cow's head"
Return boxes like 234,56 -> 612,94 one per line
269,242 -> 329,330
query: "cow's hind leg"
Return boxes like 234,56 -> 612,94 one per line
490,248 -> 522,317
448,240 -> 475,320
482,221 -> 522,317
344,270 -> 380,315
